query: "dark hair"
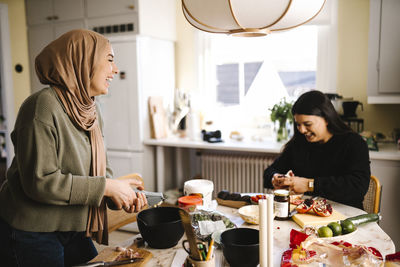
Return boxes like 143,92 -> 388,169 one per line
283,90 -> 352,151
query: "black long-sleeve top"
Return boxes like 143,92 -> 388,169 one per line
263,132 -> 370,210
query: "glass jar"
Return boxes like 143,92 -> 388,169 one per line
274,189 -> 290,220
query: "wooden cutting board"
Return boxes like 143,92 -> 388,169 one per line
292,209 -> 347,228
91,239 -> 152,266
148,96 -> 168,139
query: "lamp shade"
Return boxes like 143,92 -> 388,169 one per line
182,0 -> 326,37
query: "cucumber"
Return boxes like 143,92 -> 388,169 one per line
344,213 -> 380,226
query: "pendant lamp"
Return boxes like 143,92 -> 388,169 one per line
182,0 -> 326,37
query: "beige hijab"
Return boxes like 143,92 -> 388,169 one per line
35,29 -> 109,245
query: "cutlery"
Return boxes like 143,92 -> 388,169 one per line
72,258 -> 143,267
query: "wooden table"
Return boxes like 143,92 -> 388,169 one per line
111,200 -> 396,266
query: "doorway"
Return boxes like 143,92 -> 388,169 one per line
0,3 -> 15,183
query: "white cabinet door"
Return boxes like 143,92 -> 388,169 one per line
107,150 -> 143,179
367,0 -> 400,103
370,159 -> 400,248
86,0 -> 137,18
98,40 -> 142,151
25,0 -> 84,25
28,20 -> 86,93
54,20 -> 85,39
26,0 -> 53,25
28,24 -> 53,92
53,0 -> 84,22
379,0 -> 400,94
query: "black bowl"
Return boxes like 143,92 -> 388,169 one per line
221,228 -> 259,267
137,207 -> 184,249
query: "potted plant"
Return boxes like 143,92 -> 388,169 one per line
270,98 -> 293,142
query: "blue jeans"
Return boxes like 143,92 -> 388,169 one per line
0,217 -> 98,267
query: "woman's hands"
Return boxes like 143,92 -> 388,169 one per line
272,171 -> 311,194
104,173 -> 148,213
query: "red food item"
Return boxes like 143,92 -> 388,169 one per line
289,229 -> 309,249
313,202 -> 333,217
295,198 -> 314,214
291,199 -> 304,205
251,196 -> 259,203
386,251 -> 400,262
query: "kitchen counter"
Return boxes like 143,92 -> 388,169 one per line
144,137 -> 400,161
144,137 -> 400,193
114,201 -> 395,266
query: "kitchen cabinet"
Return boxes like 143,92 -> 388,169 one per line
27,20 -> 85,93
86,0 -> 137,18
367,0 -> 400,103
107,151 -> 143,178
98,35 -> 175,191
370,158 -> 400,248
25,0 -> 84,25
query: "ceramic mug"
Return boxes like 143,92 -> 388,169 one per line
185,254 -> 215,267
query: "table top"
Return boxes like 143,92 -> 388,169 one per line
117,200 -> 395,266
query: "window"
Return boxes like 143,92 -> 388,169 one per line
194,2 -> 337,138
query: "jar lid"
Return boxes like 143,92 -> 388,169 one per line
274,189 -> 289,197
178,195 -> 203,205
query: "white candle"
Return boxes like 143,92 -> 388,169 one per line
259,199 -> 268,267
266,194 -> 274,267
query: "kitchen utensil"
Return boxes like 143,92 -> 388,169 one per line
220,228 -> 259,267
134,189 -> 165,207
342,101 -> 363,118
72,258 -> 143,266
85,236 -> 152,267
106,189 -> 165,210
137,207 -> 184,249
291,209 -> 347,228
238,205 -> 259,224
179,209 -> 203,261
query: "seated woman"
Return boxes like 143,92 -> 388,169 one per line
264,90 -> 370,210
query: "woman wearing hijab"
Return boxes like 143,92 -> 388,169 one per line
264,90 -> 370,210
0,29 -> 147,266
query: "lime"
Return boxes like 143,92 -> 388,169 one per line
318,226 -> 333,237
327,222 -> 342,236
341,219 -> 356,234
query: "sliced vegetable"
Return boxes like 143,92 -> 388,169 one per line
296,198 -> 314,214
345,213 -> 380,226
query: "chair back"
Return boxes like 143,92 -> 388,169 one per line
363,175 -> 382,214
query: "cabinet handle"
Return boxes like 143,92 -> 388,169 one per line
53,15 -> 59,20
46,16 -> 53,21
128,4 -> 135,10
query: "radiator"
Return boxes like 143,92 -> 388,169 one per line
200,153 -> 276,196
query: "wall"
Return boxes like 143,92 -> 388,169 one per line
337,0 -> 400,137
175,2 -> 196,93
0,0 -> 30,114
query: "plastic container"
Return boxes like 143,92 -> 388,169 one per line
178,195 -> 203,212
184,179 -> 214,208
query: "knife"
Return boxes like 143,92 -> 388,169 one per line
72,258 -> 143,267
107,189 -> 165,210
135,189 -> 165,207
